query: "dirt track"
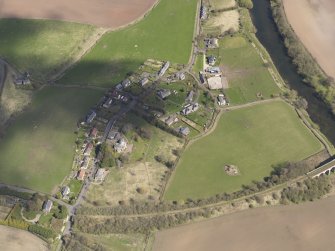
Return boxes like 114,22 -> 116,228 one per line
0,0 -> 157,28
283,0 -> 335,79
0,225 -> 48,251
153,195 -> 335,251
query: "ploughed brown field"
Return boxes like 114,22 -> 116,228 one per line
283,0 -> 335,79
153,196 -> 335,251
0,225 -> 48,251
0,0 -> 157,28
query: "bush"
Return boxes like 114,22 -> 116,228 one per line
237,0 -> 253,9
28,225 -> 56,240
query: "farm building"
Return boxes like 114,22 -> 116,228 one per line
80,156 -> 90,169
114,138 -> 127,153
157,89 -> 172,99
205,38 -> 219,48
186,90 -> 195,103
42,200 -> 53,213
205,66 -> 221,74
77,170 -> 86,181
122,79 -> 131,88
179,127 -> 190,136
14,72 -> 31,85
62,186 -> 70,197
217,94 -> 227,106
175,72 -> 186,80
207,55 -> 216,66
83,143 -> 93,156
165,115 -> 179,126
158,61 -> 170,77
103,97 -> 113,108
140,78 -> 149,86
86,111 -> 97,124
200,5 -> 207,20
181,103 -> 199,115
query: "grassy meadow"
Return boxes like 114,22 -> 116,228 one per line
164,100 -> 323,200
212,35 -> 280,104
0,87 -> 103,193
0,19 -> 97,80
60,0 -> 198,87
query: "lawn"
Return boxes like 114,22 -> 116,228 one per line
0,19 -> 97,81
164,100 -> 323,200
59,0 -> 198,87
0,86 -> 103,193
216,35 -> 280,104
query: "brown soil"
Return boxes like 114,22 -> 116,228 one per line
283,0 -> 335,79
153,195 -> 335,251
0,225 -> 48,251
0,0 -> 158,28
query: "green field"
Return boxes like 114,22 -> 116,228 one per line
0,19 -> 97,80
0,87 -> 103,193
164,100 -> 323,200
214,36 -> 280,104
60,0 -> 198,87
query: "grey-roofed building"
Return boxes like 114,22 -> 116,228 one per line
158,61 -> 170,77
175,72 -> 186,80
181,103 -> 199,116
114,138 -> 127,153
186,90 -> 195,103
103,97 -> 113,108
205,67 -> 221,74
43,200 -> 53,213
62,186 -> 70,197
157,89 -> 172,99
200,5 -> 207,20
165,115 -> 178,126
207,55 -> 216,66
86,111 -> 97,124
217,94 -> 227,106
179,127 -> 190,136
140,78 -> 149,86
122,79 -> 131,88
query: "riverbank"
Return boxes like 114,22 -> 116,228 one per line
283,0 -> 335,80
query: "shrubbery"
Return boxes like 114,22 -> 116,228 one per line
237,0 -> 253,9
28,225 -> 56,240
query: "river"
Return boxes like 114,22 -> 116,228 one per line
250,0 -> 335,145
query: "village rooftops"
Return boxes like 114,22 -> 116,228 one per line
89,127 -> 98,138
80,156 -> 90,169
103,97 -> 113,108
84,143 -> 93,156
114,138 -> 127,153
157,89 -> 172,99
158,61 -> 170,77
77,170 -> 86,180
175,72 -> 186,81
217,94 -> 227,106
179,127 -> 190,136
43,200 -> 53,213
140,78 -> 149,86
122,79 -> 131,88
186,90 -> 195,103
205,38 -> 219,48
86,110 -> 97,124
181,103 -> 199,116
205,66 -> 221,74
207,55 -> 216,66
62,186 -> 70,197
165,115 -> 178,126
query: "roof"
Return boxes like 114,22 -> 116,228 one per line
157,89 -> 171,99
179,127 -> 190,136
77,170 -> 86,180
43,200 -> 53,211
62,186 -> 70,196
